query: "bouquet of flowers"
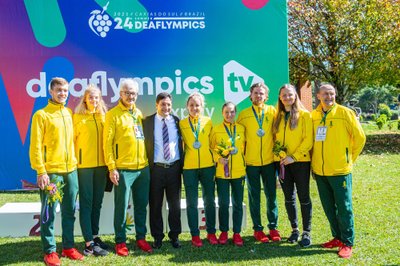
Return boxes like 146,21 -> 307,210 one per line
42,178 -> 64,224
273,141 -> 287,180
214,139 -> 235,177
45,179 -> 65,206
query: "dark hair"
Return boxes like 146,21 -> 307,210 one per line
222,102 -> 237,112
156,92 -> 172,104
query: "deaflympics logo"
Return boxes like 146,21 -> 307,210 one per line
89,2 -> 113,38
223,60 -> 264,105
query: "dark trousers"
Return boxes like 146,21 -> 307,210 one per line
216,177 -> 245,233
78,166 -> 107,242
246,163 -> 278,231
183,166 -> 216,236
149,162 -> 182,241
278,162 -> 312,232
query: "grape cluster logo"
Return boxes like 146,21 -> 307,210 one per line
89,2 -> 113,38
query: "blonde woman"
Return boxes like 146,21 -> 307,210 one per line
272,84 -> 313,247
179,92 -> 217,247
210,102 -> 246,246
74,85 -> 109,256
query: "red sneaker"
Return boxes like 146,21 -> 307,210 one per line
218,232 -> 228,245
207,234 -> 218,245
321,238 -> 343,249
191,236 -> 203,247
115,242 -> 129,256
233,233 -> 244,246
137,239 -> 153,253
61,248 -> 84,261
338,245 -> 352,258
269,229 -> 281,242
254,230 -> 269,243
44,252 -> 60,266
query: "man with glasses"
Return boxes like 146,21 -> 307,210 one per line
104,78 -> 152,256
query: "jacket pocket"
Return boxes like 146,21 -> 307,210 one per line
345,147 -> 349,163
115,144 -> 119,159
79,149 -> 82,165
44,145 -> 47,162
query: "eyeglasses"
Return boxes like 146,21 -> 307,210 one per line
122,91 -> 137,97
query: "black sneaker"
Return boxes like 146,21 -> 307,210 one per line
299,232 -> 311,247
93,237 -> 110,250
84,243 -> 109,256
287,229 -> 300,243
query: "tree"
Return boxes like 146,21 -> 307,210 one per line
355,85 -> 397,114
288,0 -> 400,103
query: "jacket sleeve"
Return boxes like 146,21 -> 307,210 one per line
347,110 -> 366,162
209,127 -> 220,163
291,112 -> 313,161
29,111 -> 46,175
103,111 -> 116,171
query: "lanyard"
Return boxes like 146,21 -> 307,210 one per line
223,123 -> 236,147
129,109 -> 138,123
252,106 -> 264,129
188,117 -> 201,141
320,104 -> 335,125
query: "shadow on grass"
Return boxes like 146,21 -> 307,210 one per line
144,236 -> 337,264
0,236 -> 339,264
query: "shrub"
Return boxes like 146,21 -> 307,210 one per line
375,114 -> 387,129
378,103 -> 393,119
398,120 -> 400,130
371,113 -> 376,121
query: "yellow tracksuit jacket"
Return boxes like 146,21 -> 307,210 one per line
274,109 -> 313,162
30,100 -> 77,175
179,115 -> 214,169
103,101 -> 148,171
311,104 -> 366,176
210,122 -> 246,179
237,104 -> 276,166
73,113 -> 105,168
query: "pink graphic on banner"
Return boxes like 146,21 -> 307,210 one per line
242,0 -> 270,10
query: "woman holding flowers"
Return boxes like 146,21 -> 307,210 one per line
179,92 -> 217,247
74,85 -> 109,256
210,102 -> 246,246
272,84 -> 313,247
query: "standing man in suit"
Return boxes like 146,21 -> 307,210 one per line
143,92 -> 183,249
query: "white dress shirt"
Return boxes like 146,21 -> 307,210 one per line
154,113 -> 180,164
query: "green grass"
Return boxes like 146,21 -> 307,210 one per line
1,154 -> 400,265
361,120 -> 399,135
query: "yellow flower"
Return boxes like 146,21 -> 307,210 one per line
279,151 -> 287,158
222,150 -> 230,157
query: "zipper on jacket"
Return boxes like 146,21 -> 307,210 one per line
44,145 -> 47,162
93,113 -> 100,166
60,106 -> 69,172
346,147 -> 349,163
79,149 -> 82,165
116,144 -> 119,159
321,114 -> 325,175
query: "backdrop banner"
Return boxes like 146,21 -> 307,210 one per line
0,0 -> 288,190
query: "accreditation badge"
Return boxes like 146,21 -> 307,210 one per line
193,141 -> 201,149
256,128 -> 265,137
315,126 -> 327,141
134,125 -> 144,139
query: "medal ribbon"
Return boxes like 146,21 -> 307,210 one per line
223,123 -> 236,148
188,117 -> 201,142
252,106 -> 264,130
